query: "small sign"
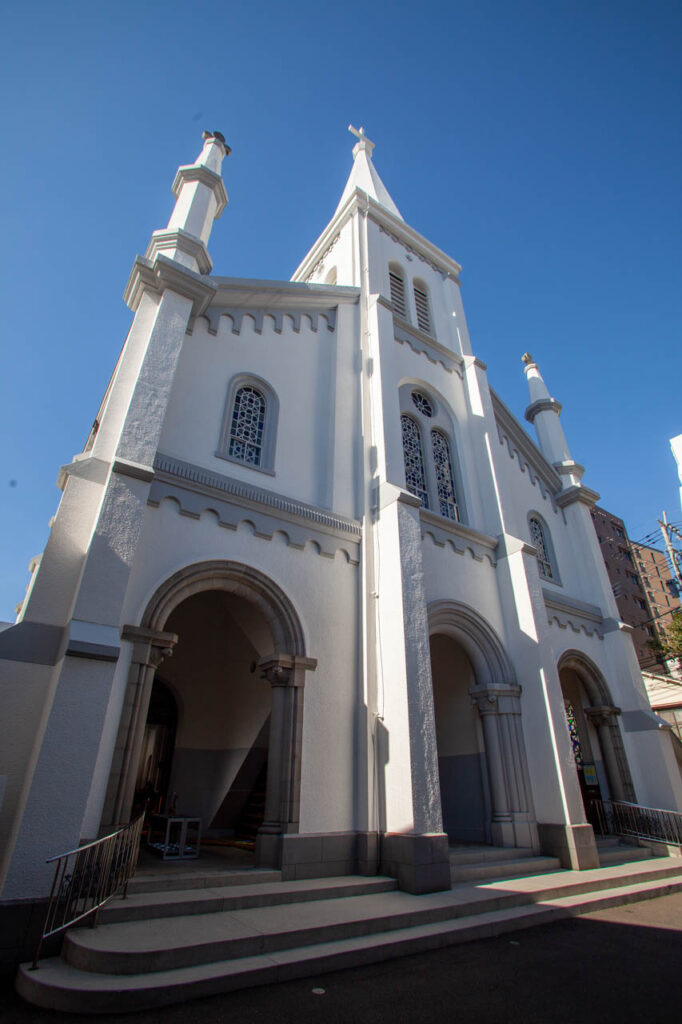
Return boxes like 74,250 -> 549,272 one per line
583,763 -> 599,787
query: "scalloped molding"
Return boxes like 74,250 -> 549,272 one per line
198,307 -> 337,337
544,589 -> 605,639
150,453 -> 361,563
420,510 -> 497,567
490,391 -> 562,509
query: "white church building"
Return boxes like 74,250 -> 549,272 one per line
2,127 -> 681,924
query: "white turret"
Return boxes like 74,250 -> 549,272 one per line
146,130 -> 230,274
523,353 -> 584,488
333,125 -> 403,220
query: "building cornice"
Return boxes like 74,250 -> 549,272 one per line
171,163 -> 228,218
420,509 -> 498,566
543,589 -> 604,624
525,397 -> 562,424
145,228 -> 212,275
207,276 -> 360,309
124,254 -> 217,318
555,484 -> 600,509
490,391 -> 562,497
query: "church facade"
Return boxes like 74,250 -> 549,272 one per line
2,128 -> 680,909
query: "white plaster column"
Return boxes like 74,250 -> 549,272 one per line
585,705 -> 628,802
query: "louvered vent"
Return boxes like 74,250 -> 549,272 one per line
413,285 -> 431,333
389,270 -> 407,318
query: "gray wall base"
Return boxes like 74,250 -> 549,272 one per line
380,832 -> 451,894
280,832 -> 378,881
0,898 -> 60,977
538,822 -> 599,869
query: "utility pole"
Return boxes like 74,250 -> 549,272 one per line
659,511 -> 682,591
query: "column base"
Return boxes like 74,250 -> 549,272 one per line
380,832 -> 451,894
491,815 -> 540,850
255,831 -> 282,869
537,822 -> 599,869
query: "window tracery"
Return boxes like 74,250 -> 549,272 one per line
401,415 -> 429,508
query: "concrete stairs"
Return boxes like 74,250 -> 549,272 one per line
448,844 -> 561,882
17,854 -> 682,1014
595,835 -> 658,866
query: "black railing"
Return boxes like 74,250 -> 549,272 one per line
31,813 -> 144,969
593,799 -> 682,847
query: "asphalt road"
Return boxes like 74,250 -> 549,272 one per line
2,892 -> 681,1024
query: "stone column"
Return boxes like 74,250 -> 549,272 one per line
585,705 -> 627,802
104,626 -> 177,828
255,654 -> 316,868
471,685 -> 538,848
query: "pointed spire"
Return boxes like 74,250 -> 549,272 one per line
334,125 -> 403,220
522,353 -> 578,482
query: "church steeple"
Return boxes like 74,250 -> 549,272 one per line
145,130 -> 230,275
333,125 -> 403,220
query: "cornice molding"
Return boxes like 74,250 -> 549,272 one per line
490,390 -> 562,503
543,589 -> 604,624
420,509 -> 498,566
171,163 -> 228,217
146,228 -> 212,275
124,254 -> 217,318
208,275 -> 360,309
390,314 -> 463,375
199,307 -> 337,337
555,484 -> 600,510
150,453 -> 361,561
525,397 -> 562,423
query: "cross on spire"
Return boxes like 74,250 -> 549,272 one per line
348,124 -> 375,158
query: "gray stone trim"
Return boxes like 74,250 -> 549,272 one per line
112,458 -> 155,483
0,621 -> 66,666
152,452 -> 361,543
543,589 -> 603,623
524,397 -> 562,423
420,510 -> 497,566
201,307 -> 337,337
490,391 -> 562,503
380,832 -> 451,894
537,823 -> 599,870
65,640 -> 120,662
124,254 -> 217,317
391,317 -> 463,374
171,163 -> 228,217
145,228 -> 212,275
555,484 -> 600,509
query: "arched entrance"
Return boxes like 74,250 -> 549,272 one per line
429,601 -> 537,849
102,561 -> 316,868
558,651 -> 635,823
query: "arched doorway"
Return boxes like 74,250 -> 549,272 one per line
102,562 -> 316,868
132,678 -> 177,819
558,651 -> 635,824
428,601 -> 537,850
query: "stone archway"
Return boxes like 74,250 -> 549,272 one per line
102,561 -> 315,868
428,601 -> 537,849
558,650 -> 635,808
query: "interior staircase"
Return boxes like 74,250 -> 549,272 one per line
17,845 -> 682,1014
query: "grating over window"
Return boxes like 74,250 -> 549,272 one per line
389,270 -> 407,319
431,430 -> 459,521
229,386 -> 265,466
413,283 -> 431,334
529,516 -> 553,579
401,415 -> 429,508
411,390 -> 433,417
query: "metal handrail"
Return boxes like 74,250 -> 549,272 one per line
31,812 -> 145,969
592,798 -> 682,847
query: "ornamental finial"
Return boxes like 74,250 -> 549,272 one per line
202,130 -> 231,157
522,352 -> 533,365
348,124 -> 375,158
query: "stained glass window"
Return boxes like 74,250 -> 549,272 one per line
229,386 -> 265,466
401,415 -> 429,507
529,516 -> 553,579
411,390 -> 433,417
564,701 -> 584,766
431,430 -> 459,521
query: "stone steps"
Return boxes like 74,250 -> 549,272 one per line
17,857 -> 682,1013
449,855 -> 561,882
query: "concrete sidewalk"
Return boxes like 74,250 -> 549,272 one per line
3,891 -> 681,1023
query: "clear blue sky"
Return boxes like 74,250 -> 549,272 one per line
1,0 -> 680,620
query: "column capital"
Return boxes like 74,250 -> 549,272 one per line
258,653 -> 317,686
121,624 -> 178,668
470,684 -> 522,715
585,704 -> 621,727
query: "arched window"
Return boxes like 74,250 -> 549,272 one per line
413,279 -> 432,334
399,385 -> 466,522
229,385 -> 265,466
529,515 -> 557,581
401,415 -> 429,507
431,430 -> 459,521
217,374 -> 279,474
389,264 -> 408,319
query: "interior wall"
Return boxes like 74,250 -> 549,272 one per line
156,589 -> 273,828
430,634 -> 488,842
